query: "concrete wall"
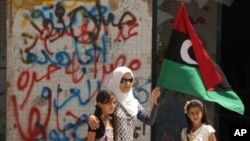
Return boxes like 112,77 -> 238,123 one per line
6,0 -> 153,140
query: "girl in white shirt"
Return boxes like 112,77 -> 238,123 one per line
181,99 -> 217,141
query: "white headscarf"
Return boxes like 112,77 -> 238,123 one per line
107,66 -> 139,116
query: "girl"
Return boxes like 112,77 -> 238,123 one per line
87,90 -> 116,141
181,99 -> 217,141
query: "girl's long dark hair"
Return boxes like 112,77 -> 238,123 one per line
94,89 -> 116,140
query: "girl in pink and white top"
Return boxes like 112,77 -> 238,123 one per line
181,99 -> 217,141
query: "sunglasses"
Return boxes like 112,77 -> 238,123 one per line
120,77 -> 133,83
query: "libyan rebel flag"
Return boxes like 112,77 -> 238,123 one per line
156,2 -> 244,115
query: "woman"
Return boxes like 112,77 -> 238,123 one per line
181,99 -> 217,141
88,66 -> 161,141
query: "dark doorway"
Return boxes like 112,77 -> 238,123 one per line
219,0 -> 250,140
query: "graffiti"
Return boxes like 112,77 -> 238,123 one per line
18,1 -> 138,56
189,16 -> 205,25
8,0 -> 152,140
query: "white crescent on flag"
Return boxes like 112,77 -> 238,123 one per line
180,39 -> 197,65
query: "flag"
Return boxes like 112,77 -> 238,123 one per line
156,2 -> 244,115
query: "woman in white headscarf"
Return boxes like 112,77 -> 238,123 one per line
88,66 -> 161,141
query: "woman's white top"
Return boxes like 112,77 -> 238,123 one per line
181,124 -> 215,141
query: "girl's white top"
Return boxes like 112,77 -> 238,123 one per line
181,124 -> 215,141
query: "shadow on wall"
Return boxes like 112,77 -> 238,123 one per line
0,0 -> 7,140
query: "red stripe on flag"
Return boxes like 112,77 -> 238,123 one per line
173,2 -> 222,90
